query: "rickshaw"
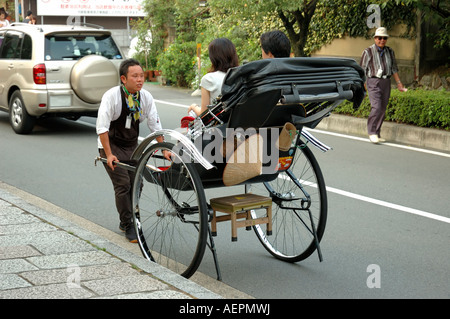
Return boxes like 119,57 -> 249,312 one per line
97,57 -> 365,280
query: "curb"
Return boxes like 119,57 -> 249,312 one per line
316,113 -> 450,152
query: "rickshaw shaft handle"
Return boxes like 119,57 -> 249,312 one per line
94,156 -> 136,172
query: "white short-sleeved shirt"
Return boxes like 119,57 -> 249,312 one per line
0,20 -> 10,28
96,86 -> 162,148
200,71 -> 226,104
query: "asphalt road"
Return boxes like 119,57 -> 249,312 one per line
0,83 -> 449,299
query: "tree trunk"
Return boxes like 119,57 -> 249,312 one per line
278,0 -> 318,57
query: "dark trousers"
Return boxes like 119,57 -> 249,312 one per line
99,148 -> 135,228
367,77 -> 391,136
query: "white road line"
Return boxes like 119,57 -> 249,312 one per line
298,178 -> 449,224
326,185 -> 450,224
306,128 -> 450,158
86,99 -> 450,224
154,99 -> 189,108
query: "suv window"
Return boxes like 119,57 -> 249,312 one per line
0,30 -> 4,50
0,31 -> 23,59
21,34 -> 32,60
44,34 -> 122,61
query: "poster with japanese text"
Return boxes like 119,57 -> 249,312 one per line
37,0 -> 146,17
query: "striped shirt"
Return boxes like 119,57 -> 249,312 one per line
360,44 -> 398,78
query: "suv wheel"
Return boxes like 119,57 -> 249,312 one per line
9,91 -> 36,134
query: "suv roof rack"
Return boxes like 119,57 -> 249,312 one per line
68,22 -> 104,30
9,22 -> 43,32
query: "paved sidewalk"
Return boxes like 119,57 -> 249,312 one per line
0,184 -> 222,299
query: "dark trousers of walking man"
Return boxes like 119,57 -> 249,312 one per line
366,77 -> 391,138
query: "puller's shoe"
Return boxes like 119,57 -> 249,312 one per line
125,224 -> 138,243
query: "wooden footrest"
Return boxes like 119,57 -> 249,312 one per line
210,193 -> 272,241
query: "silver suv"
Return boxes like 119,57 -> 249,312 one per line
0,23 -> 124,134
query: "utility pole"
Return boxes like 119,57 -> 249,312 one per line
14,0 -> 19,22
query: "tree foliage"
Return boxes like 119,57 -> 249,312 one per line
134,0 -> 447,87
203,0 -> 418,57
308,0 -> 418,53
414,0 -> 449,49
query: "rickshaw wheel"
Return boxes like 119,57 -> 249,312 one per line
131,142 -> 208,278
248,141 -> 327,262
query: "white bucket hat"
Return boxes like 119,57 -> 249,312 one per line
374,27 -> 389,38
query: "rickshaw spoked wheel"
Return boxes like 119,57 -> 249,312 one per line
131,142 -> 208,278
248,140 -> 327,262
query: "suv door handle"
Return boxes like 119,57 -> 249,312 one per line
50,67 -> 61,72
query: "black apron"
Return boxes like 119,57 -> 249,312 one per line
108,88 -> 140,165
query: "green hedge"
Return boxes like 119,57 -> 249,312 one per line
156,41 -> 197,87
335,89 -> 450,130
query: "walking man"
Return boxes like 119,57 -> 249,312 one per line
360,27 -> 406,144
